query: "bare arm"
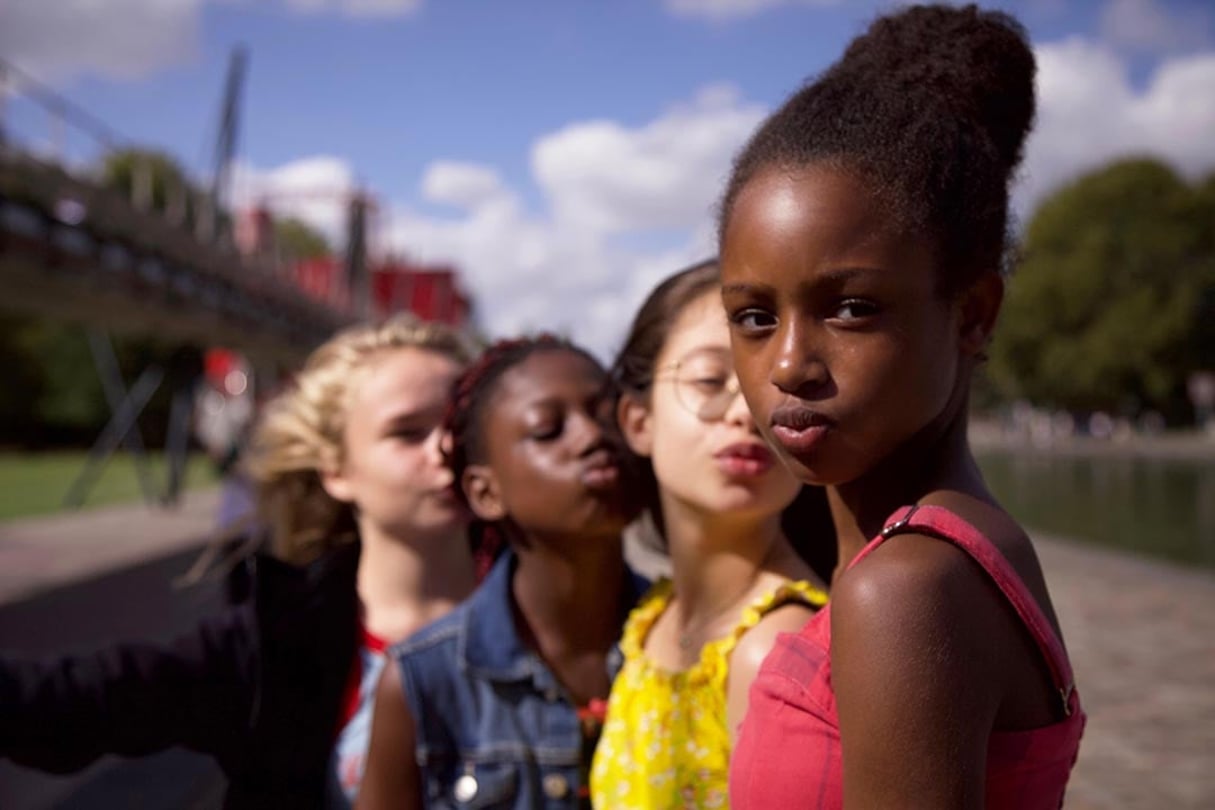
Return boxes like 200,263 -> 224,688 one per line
831,539 -> 1004,809
726,603 -> 816,745
356,658 -> 422,810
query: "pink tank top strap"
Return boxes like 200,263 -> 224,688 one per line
865,504 -> 1078,719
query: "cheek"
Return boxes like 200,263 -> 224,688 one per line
733,352 -> 776,423
647,398 -> 707,478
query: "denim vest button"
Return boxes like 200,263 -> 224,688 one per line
542,773 -> 569,799
454,773 -> 478,803
543,688 -> 559,702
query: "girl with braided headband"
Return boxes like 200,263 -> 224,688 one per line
358,336 -> 646,810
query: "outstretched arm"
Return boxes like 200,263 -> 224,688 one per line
0,606 -> 255,772
356,658 -> 423,810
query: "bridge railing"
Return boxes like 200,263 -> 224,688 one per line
0,58 -> 358,364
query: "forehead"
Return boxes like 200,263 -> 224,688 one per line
494,349 -> 605,405
350,347 -> 459,417
660,289 -> 729,364
722,164 -> 924,286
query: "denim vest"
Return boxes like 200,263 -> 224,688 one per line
393,551 -> 644,810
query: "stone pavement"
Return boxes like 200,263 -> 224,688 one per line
0,493 -> 1211,807
1037,535 -> 1215,809
0,489 -> 220,606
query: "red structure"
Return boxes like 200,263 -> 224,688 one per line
282,256 -> 471,326
233,205 -> 474,327
371,260 -> 471,326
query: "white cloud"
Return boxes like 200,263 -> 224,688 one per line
664,0 -> 840,22
420,162 -> 509,209
0,0 -> 423,85
230,155 -> 360,246
0,0 -> 203,81
1099,0 -> 1213,55
532,84 -> 765,235
1021,38 -> 1215,211
281,0 -> 422,18
377,86 -> 757,356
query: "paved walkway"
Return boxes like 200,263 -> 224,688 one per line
1,494 -> 1212,807
0,489 -> 220,606
1038,535 -> 1215,809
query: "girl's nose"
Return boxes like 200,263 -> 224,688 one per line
721,379 -> 755,428
769,326 -> 828,396
573,410 -> 608,455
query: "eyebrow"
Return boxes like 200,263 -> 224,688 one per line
722,266 -> 877,297
379,404 -> 443,427
680,342 -> 730,356
721,282 -> 769,297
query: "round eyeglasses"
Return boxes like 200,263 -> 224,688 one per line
653,349 -> 743,422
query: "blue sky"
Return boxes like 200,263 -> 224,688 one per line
4,0 -> 1214,355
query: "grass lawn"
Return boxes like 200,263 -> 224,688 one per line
0,451 -> 220,521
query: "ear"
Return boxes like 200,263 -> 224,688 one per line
319,465 -> 355,505
957,271 -> 1004,357
617,392 -> 654,457
462,464 -> 507,522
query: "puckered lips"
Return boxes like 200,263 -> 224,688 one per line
769,403 -> 832,458
580,449 -> 622,492
713,441 -> 775,478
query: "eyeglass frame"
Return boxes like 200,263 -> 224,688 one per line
650,350 -> 744,422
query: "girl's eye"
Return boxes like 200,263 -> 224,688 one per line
729,308 -> 777,333
834,299 -> 878,322
529,422 -> 562,442
690,375 -> 729,394
392,427 -> 431,444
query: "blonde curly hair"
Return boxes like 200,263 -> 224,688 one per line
245,313 -> 479,565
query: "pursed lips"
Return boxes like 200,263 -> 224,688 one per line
580,449 -> 621,491
768,402 -> 833,456
713,441 -> 775,476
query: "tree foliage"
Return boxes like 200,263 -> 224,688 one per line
275,217 -> 332,260
0,315 -> 190,448
989,158 -> 1215,422
101,148 -> 200,224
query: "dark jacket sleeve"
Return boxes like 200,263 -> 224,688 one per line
0,601 -> 257,773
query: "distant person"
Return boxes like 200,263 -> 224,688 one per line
194,350 -> 260,531
0,314 -> 479,809
356,336 -> 645,810
718,5 -> 1085,807
590,259 -> 830,808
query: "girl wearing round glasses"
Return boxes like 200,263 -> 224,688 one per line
590,259 -> 831,808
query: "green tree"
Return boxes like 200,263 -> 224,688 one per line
101,148 -> 200,225
275,217 -> 332,259
989,158 -> 1215,423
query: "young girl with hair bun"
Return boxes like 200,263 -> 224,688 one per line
719,5 -> 1084,807
357,335 -> 646,810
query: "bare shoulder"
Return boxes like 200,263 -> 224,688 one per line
731,600 -> 817,681
919,491 -> 1063,632
726,599 -> 818,738
831,532 -> 1000,655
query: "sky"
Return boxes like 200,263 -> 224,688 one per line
3,0 -> 1214,358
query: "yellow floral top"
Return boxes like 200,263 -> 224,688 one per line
590,578 -> 828,809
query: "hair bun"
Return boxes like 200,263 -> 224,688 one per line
836,3 -> 1036,174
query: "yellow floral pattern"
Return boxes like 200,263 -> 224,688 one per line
591,579 -> 828,809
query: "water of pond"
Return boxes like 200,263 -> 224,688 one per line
976,448 -> 1215,570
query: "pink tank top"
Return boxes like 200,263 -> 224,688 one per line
730,505 -> 1085,809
